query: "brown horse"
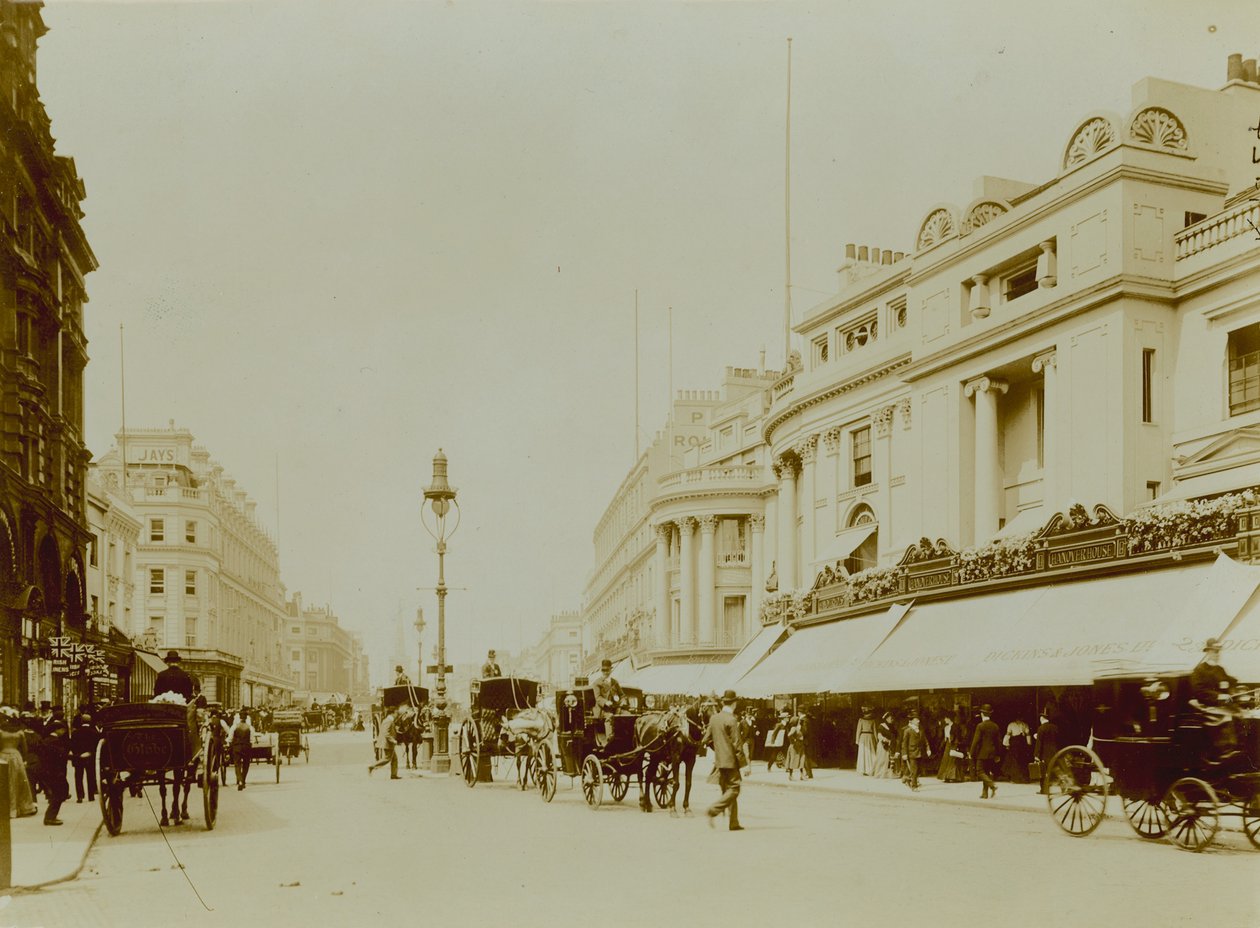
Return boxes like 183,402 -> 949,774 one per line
663,700 -> 713,815
632,706 -> 690,814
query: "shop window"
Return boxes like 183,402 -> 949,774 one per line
1228,324 -> 1260,416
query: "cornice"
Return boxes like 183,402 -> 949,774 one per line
1174,247 -> 1260,302
652,486 -> 777,508
898,273 -> 1176,383
763,353 -> 913,444
799,267 -> 912,333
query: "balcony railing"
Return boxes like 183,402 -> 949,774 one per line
717,552 -> 747,566
657,464 -> 761,491
1176,198 -> 1260,261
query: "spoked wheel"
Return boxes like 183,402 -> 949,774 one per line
610,773 -> 630,803
516,752 -> 539,791
458,720 -> 480,787
1045,746 -> 1108,837
97,739 -> 124,836
304,740 -> 310,763
652,760 -> 678,809
581,754 -> 603,809
1163,777 -> 1220,852
538,742 -> 557,804
1122,795 -> 1168,840
202,731 -> 220,831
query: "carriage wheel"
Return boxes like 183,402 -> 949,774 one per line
516,752 -> 537,791
201,731 -> 220,831
1242,793 -> 1260,850
1122,795 -> 1169,840
304,739 -> 310,763
96,740 -> 124,836
580,754 -> 603,808
610,773 -> 630,803
1045,746 -> 1108,837
538,743 -> 557,804
1163,777 -> 1220,852
652,759 -> 677,809
458,720 -> 480,787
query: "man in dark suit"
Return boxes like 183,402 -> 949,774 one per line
1034,711 -> 1060,794
970,704 -> 1001,799
898,711 -> 929,790
704,689 -> 744,831
153,650 -> 197,702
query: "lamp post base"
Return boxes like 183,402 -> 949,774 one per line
430,751 -> 451,775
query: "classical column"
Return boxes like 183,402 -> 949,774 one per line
678,517 -> 697,644
1036,240 -> 1057,289
654,523 -> 672,649
775,456 -> 798,591
749,514 -> 766,639
795,437 -> 818,580
697,515 -> 717,646
763,494 -> 778,591
1032,351 -> 1058,511
965,376 -> 1009,542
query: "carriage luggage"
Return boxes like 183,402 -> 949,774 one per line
456,676 -> 542,788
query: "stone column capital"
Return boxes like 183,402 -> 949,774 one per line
874,404 -> 896,438
748,513 -> 766,532
773,454 -> 799,479
655,523 -> 673,542
794,435 -> 818,465
822,427 -> 842,454
678,516 -> 697,533
895,397 -> 912,430
697,515 -> 718,534
964,376 -> 1009,398
1032,350 -> 1058,374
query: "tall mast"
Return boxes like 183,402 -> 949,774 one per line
783,37 -> 794,365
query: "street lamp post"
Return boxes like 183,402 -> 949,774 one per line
421,449 -> 459,774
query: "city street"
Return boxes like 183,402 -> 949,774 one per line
9,731 -> 1258,928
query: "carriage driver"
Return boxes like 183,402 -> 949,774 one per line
153,650 -> 198,703
394,665 -> 412,686
481,650 -> 502,679
590,659 -> 623,747
1190,637 -> 1242,761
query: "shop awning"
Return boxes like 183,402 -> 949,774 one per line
135,651 -> 167,675
710,624 -> 789,692
735,601 -> 913,697
1146,462 -> 1260,505
622,660 -> 730,696
811,523 -> 876,570
1205,556 -> 1260,683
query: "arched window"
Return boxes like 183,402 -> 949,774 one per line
844,505 -> 879,575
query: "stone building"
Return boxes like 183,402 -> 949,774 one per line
84,469 -> 141,700
0,1 -> 98,707
517,610 -> 583,690
92,424 -> 292,707
284,592 -> 354,704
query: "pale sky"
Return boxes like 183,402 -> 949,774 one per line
33,0 -> 1255,684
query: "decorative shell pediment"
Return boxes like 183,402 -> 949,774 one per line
896,537 -> 957,567
959,199 -> 1010,236
1127,106 -> 1189,153
1061,113 -> 1120,171
1036,503 -> 1121,539
915,206 -> 958,251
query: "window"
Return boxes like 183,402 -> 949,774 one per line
852,427 -> 872,487
1184,211 -> 1207,228
1003,263 -> 1038,302
1146,481 -> 1161,501
149,568 -> 165,594
90,595 -> 99,621
1141,348 -> 1156,423
292,626 -> 301,635
185,520 -> 197,544
185,617 -> 197,647
149,616 -> 164,646
890,297 -> 908,330
185,570 -> 196,596
149,519 -> 165,543
841,316 -> 878,353
812,335 -> 829,367
89,536 -> 98,567
1228,325 -> 1260,416
291,650 -> 301,662
845,505 -> 879,574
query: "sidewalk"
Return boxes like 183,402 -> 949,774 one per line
6,793 -> 101,891
738,764 -> 1050,814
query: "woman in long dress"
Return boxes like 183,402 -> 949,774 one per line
855,708 -> 877,775
935,713 -> 961,782
0,710 -> 38,817
785,713 -> 807,780
1001,718 -> 1032,783
873,712 -> 897,778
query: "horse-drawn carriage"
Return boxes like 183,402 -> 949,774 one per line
382,684 -> 429,769
1045,671 -> 1260,851
302,708 -> 327,733
552,685 -> 685,811
95,702 -> 224,834
273,709 -> 310,764
456,676 -> 543,787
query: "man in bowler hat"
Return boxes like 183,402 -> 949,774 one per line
970,705 -> 1001,799
704,690 -> 744,831
153,650 -> 198,702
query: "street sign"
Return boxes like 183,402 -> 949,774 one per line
425,665 -> 453,675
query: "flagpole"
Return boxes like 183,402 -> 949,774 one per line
634,289 -> 640,463
783,36 -> 794,367
667,305 -> 674,468
119,324 -> 128,488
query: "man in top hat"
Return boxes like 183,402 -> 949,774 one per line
589,658 -> 623,747
481,650 -> 502,679
393,664 -> 412,686
703,689 -> 744,831
898,710 -> 929,791
1190,637 -> 1241,759
153,650 -> 198,703
970,705 -> 1001,799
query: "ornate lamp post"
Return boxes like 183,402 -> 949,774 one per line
421,449 -> 460,774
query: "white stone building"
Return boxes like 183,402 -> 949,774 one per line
284,592 -> 356,704
517,610 -> 583,689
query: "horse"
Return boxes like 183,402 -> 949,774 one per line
660,699 -> 714,815
159,711 -> 215,826
393,705 -> 427,769
631,705 -> 690,814
500,705 -> 557,787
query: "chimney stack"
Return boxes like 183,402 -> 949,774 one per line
881,249 -> 893,265
845,243 -> 856,261
894,251 -> 906,262
857,245 -> 869,262
1244,59 -> 1258,83
1228,53 -> 1244,82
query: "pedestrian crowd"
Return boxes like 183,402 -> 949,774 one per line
1,700 -> 105,826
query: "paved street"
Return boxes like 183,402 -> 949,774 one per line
8,731 -> 1258,928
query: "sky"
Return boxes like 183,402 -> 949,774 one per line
31,0 -> 1256,684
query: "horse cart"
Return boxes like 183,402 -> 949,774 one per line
1045,671 -> 1260,851
456,676 -> 542,787
273,710 -> 310,764
302,708 -> 326,733
95,702 -> 224,835
382,684 -> 429,769
554,685 -> 684,811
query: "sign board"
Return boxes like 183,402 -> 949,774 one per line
425,665 -> 454,675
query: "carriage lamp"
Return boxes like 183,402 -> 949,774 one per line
421,448 -> 461,775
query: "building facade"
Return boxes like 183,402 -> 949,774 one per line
84,469 -> 141,701
0,1 -> 98,707
284,592 -> 354,704
91,424 -> 292,707
518,610 -> 583,689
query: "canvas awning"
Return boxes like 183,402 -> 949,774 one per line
735,601 -> 913,697
1205,556 -> 1260,683
992,506 -> 1047,541
810,523 -> 876,570
622,660 -> 730,696
710,624 -> 789,692
1146,462 -> 1260,505
136,650 -> 167,674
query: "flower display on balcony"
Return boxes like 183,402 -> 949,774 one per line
848,565 -> 901,604
759,590 -> 812,624
1126,490 -> 1258,555
903,537 -> 955,563
956,533 -> 1038,584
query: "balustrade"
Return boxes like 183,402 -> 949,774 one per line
1176,199 -> 1260,260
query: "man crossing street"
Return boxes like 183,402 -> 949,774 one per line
704,689 -> 744,831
